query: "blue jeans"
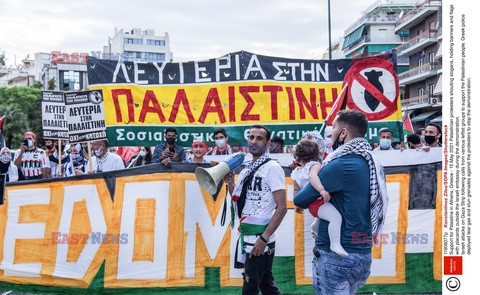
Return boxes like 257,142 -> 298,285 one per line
313,249 -> 371,295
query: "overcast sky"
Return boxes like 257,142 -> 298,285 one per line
1,0 -> 375,66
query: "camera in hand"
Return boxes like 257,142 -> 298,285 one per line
169,146 -> 175,153
23,139 -> 29,146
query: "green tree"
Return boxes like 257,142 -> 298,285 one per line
47,77 -> 56,90
0,86 -> 43,148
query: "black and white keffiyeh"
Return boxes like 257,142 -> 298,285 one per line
323,137 -> 388,245
232,153 -> 270,202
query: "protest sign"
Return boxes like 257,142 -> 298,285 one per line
65,90 -> 107,143
87,51 -> 404,147
41,91 -> 68,140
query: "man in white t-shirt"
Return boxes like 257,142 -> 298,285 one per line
224,125 -> 287,295
81,140 -> 125,173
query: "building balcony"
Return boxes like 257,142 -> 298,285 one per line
401,94 -> 441,110
397,30 -> 439,56
395,0 -> 442,32
344,0 -> 418,35
344,35 -> 408,56
398,61 -> 441,85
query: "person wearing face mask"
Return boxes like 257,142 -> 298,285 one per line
416,127 -> 426,145
206,128 -> 233,156
84,140 -> 125,173
69,143 -> 90,174
126,146 -> 153,168
152,127 -> 186,165
374,128 -> 394,151
294,110 -> 387,295
44,139 -> 56,157
0,147 -> 24,182
424,123 -> 442,147
13,131 -> 50,180
48,140 -> 74,178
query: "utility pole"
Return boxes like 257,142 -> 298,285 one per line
328,0 -> 332,60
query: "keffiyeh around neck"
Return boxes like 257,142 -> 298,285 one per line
231,153 -> 270,202
323,137 -> 388,245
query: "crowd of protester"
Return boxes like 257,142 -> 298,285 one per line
0,123 -> 442,183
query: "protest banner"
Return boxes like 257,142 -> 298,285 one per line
87,51 -> 404,147
0,150 -> 441,294
41,91 -> 68,140
65,90 -> 107,143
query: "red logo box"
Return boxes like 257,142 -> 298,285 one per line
444,256 -> 463,275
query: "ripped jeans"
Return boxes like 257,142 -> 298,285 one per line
242,242 -> 281,295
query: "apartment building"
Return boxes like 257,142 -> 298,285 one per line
395,0 -> 442,127
104,28 -> 173,62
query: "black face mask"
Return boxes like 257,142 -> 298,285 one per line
332,129 -> 345,151
424,135 -> 437,145
166,137 -> 176,145
55,145 -> 66,152
45,145 -> 53,150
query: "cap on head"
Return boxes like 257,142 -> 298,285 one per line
24,131 -> 36,141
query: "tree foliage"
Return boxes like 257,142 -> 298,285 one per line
0,86 -> 43,148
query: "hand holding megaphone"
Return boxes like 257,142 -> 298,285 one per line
195,153 -> 245,195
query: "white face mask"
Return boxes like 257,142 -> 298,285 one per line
27,139 -> 34,148
215,139 -> 226,147
379,138 -> 392,149
93,146 -> 104,157
0,153 -> 11,164
139,151 -> 146,157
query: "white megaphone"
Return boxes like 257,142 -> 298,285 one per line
195,153 -> 245,194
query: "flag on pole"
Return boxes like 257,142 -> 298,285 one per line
403,113 -> 414,134
0,116 -> 5,149
325,82 -> 349,126
318,82 -> 349,136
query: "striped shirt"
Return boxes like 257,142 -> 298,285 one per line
14,148 -> 50,178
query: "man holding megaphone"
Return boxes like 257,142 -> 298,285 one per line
224,125 -> 287,295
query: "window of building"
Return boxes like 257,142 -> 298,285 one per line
429,52 -> 435,63
124,38 -> 143,45
124,51 -> 134,61
429,83 -> 435,94
147,39 -> 165,46
418,88 -> 425,97
417,56 -> 424,67
59,70 -> 82,91
145,52 -> 165,62
429,20 -> 436,30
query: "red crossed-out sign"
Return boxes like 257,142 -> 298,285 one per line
343,58 -> 399,120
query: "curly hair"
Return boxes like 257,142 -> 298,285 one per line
293,138 -> 319,163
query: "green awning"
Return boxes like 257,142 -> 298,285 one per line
366,44 -> 397,53
412,110 -> 439,122
342,25 -> 365,50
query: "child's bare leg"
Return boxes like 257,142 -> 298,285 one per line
317,202 -> 348,256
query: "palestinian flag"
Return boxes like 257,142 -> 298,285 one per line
403,113 -> 414,135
